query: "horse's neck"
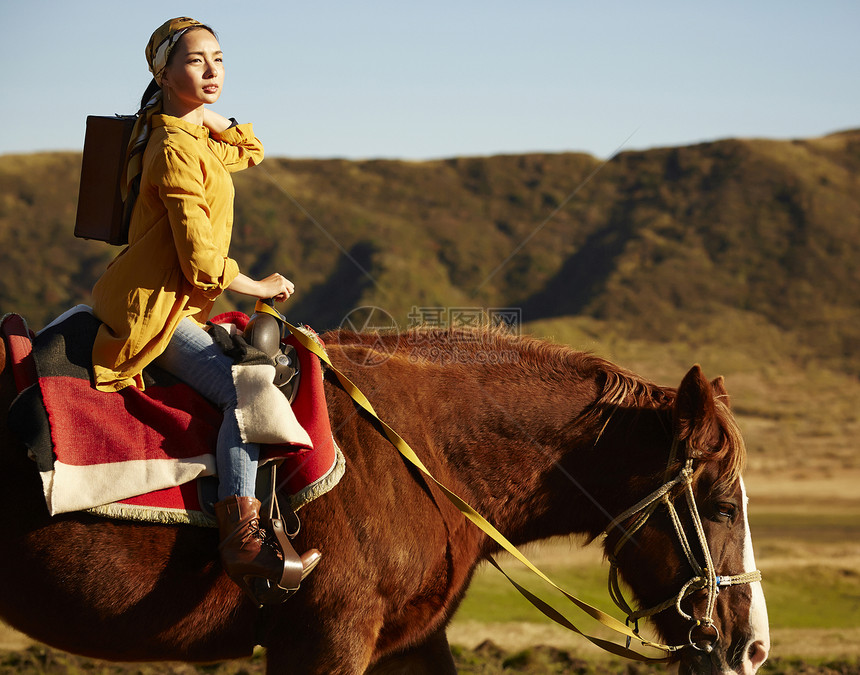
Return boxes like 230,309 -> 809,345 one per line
369,352 -> 609,544
332,333 -> 673,546
420,362 -> 672,546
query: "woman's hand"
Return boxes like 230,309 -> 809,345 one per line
257,273 -> 295,302
227,272 -> 295,302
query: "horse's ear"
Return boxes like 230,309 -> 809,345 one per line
674,365 -> 719,456
710,375 -> 730,408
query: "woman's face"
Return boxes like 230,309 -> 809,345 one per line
161,28 -> 224,111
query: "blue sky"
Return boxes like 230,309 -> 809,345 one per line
2,0 -> 857,160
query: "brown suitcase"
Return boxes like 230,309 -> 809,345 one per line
74,115 -> 137,246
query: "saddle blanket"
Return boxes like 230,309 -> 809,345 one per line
3,308 -> 344,526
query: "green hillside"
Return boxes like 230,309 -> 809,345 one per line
1,130 -> 858,377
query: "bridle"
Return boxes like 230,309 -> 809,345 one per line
601,442 -> 763,653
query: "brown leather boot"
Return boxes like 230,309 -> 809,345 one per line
214,496 -> 320,603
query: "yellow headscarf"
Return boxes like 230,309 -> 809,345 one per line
146,16 -> 205,85
121,17 -> 206,201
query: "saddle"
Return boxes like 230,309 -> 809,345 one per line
1,306 -> 344,600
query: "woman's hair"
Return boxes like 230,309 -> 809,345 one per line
138,25 -> 217,110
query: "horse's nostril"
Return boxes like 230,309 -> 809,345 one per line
748,639 -> 769,670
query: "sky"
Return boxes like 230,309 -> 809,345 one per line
1,0 -> 858,161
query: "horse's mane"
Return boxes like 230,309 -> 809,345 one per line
586,352 -> 746,489
327,327 -> 746,486
704,398 -> 747,489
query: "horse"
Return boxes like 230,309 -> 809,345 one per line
0,325 -> 769,674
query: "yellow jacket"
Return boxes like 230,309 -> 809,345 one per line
91,114 -> 264,391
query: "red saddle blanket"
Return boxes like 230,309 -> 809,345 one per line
2,308 -> 344,526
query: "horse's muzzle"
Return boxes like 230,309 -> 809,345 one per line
676,635 -> 770,675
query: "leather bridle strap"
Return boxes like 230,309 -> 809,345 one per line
603,454 -> 762,652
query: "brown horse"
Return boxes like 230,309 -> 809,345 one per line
0,326 -> 769,674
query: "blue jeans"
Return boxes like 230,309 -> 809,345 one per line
154,318 -> 259,501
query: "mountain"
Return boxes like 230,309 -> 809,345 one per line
1,129 -> 858,375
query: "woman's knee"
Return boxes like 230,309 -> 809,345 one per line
156,322 -> 239,409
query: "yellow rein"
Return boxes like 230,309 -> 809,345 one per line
285,320 -> 682,661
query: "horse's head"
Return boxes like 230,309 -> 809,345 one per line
603,365 -> 770,674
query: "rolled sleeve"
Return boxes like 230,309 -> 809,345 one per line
221,256 -> 241,293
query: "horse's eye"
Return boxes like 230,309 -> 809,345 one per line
715,502 -> 737,521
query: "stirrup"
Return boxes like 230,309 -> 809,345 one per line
241,549 -> 321,606
244,463 -> 321,605
238,534 -> 316,606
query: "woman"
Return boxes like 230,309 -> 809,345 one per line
90,17 -> 319,603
